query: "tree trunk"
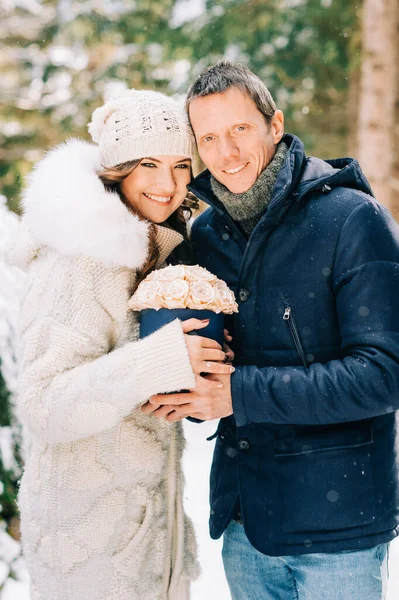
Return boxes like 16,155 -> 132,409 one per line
347,66 -> 361,158
357,0 -> 397,212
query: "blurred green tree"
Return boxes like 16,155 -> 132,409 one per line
0,0 -> 362,211
0,0 -> 186,211
0,363 -> 11,431
174,0 -> 362,159
0,362 -> 22,540
0,198 -> 24,546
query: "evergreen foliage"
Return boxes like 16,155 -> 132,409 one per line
0,358 -> 22,541
175,0 -> 361,157
0,363 -> 11,427
0,0 -> 361,211
0,198 -> 24,546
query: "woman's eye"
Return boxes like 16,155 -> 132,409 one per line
236,125 -> 246,132
141,162 -> 156,168
203,136 -> 214,143
175,164 -> 190,169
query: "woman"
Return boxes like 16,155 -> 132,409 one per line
6,90 -> 232,600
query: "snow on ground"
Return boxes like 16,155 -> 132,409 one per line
1,418 -> 399,599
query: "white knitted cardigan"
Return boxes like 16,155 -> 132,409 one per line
5,140 -> 199,600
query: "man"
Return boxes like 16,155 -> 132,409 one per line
148,62 -> 399,599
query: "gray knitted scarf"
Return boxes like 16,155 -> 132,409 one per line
211,141 -> 289,237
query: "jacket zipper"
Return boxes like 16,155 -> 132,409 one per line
283,307 -> 308,369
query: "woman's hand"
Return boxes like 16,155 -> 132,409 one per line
181,318 -> 235,375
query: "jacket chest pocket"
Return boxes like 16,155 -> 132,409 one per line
275,425 -> 376,534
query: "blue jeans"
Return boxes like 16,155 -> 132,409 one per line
222,521 -> 389,600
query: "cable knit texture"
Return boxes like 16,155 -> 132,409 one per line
88,89 -> 195,168
6,140 -> 199,600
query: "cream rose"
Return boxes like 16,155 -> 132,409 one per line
128,264 -> 238,313
144,270 -> 157,281
128,280 -> 161,310
157,264 -> 185,282
189,281 -> 217,310
184,265 -> 217,283
215,282 -> 239,314
160,279 -> 190,309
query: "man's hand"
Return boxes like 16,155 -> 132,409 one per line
223,328 -> 235,362
141,373 -> 233,422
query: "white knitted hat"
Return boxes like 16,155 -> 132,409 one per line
88,89 -> 195,167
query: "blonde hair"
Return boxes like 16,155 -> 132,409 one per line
98,160 -> 198,288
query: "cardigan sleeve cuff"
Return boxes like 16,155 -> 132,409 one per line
131,318 -> 196,400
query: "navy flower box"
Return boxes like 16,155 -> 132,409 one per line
140,308 -> 224,346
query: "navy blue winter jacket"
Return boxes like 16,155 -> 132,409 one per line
189,134 -> 399,556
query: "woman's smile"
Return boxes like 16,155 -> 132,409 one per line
121,155 -> 191,222
143,192 -> 173,205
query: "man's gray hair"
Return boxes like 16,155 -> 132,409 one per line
185,61 -> 277,126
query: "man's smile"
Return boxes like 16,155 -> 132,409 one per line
223,162 -> 249,175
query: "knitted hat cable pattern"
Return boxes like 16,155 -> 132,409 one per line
88,89 -> 195,168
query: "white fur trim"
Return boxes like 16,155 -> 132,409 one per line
21,139 -> 149,269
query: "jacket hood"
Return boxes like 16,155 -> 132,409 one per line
296,153 -> 374,199
8,139 -> 150,270
189,134 -> 374,210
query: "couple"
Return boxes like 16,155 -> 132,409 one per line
9,62 -> 399,600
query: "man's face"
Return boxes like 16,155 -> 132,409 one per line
189,86 -> 284,193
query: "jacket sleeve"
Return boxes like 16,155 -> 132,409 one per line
231,199 -> 399,427
18,261 -> 195,444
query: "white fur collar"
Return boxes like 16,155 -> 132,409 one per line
20,139 -> 150,270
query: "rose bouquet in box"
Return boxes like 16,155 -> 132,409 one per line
128,265 -> 238,345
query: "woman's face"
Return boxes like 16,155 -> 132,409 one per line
120,155 -> 191,223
